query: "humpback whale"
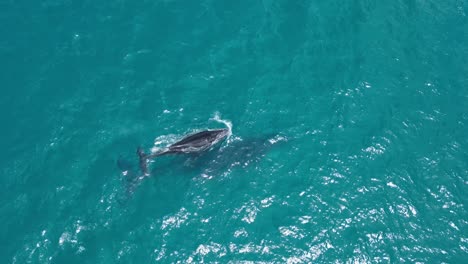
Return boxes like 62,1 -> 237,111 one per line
137,128 -> 229,175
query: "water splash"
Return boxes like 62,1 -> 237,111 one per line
210,112 -> 233,139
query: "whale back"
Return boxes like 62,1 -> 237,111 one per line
169,129 -> 227,150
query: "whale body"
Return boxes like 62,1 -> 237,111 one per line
137,128 -> 229,175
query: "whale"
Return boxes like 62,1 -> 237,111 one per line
137,128 -> 229,175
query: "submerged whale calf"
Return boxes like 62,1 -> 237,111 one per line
137,128 -> 229,175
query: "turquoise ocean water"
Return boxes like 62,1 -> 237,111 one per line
1,1 -> 467,263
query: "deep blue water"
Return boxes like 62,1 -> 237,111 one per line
1,1 -> 467,263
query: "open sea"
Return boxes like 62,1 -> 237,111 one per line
1,1 -> 467,263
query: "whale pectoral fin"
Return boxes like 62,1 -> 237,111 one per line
137,146 -> 146,158
137,146 -> 149,176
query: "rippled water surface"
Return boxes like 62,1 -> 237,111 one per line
1,1 -> 467,263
